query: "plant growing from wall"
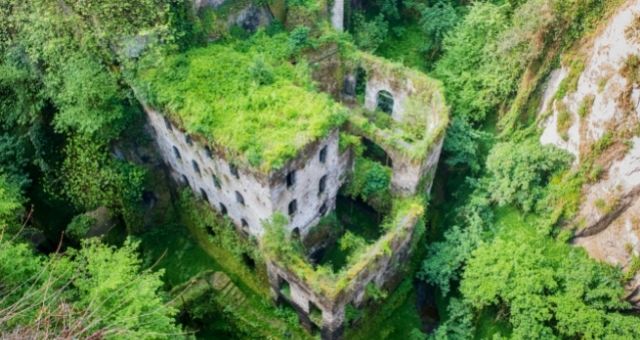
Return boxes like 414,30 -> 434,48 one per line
343,156 -> 392,212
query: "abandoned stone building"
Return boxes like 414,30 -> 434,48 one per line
138,1 -> 448,339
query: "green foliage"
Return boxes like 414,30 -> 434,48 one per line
344,156 -> 392,211
461,224 -> 640,339
66,214 -> 96,241
556,102 -> 573,141
61,137 -> 146,230
623,255 -> 640,282
442,116 -> 492,174
0,237 -> 182,338
578,94 -> 595,118
431,298 -> 475,340
137,32 -> 347,171
591,131 -> 614,154
0,175 -> 22,229
288,25 -> 312,52
345,278 -> 424,340
352,13 -> 389,52
339,231 -> 368,262
420,187 -> 493,295
365,282 -> 388,301
69,239 -> 182,338
51,55 -> 126,139
412,0 -> 460,63
486,138 -> 572,212
555,57 -> 586,100
433,2 -> 510,122
0,0 -> 173,239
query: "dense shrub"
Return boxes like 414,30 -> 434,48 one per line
485,138 -> 572,212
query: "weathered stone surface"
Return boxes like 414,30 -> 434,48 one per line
146,108 -> 348,238
331,0 -> 345,31
538,0 -> 640,305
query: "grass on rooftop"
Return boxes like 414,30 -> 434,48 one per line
136,32 -> 347,171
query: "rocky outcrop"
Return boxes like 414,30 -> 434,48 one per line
540,0 -> 640,158
539,0 -> 640,305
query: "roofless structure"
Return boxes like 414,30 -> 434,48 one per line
136,18 -> 448,339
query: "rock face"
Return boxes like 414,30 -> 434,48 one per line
539,0 -> 640,305
540,0 -> 640,157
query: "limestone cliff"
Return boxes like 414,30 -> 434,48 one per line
538,0 -> 640,305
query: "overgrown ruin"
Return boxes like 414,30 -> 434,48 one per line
137,1 -> 448,338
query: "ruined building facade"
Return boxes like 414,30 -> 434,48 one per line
142,1 -> 449,338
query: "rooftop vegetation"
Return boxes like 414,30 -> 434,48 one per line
136,32 -> 348,172
347,53 -> 449,162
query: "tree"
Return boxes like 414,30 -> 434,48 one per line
352,13 -> 389,52
442,116 -> 492,174
0,237 -> 183,339
461,224 -> 640,339
486,138 -> 571,212
0,174 -> 23,231
414,0 -> 460,62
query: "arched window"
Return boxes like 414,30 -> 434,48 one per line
200,188 -> 209,202
319,145 -> 327,163
229,164 -> 239,179
164,116 -> 172,131
376,90 -> 394,115
319,175 -> 327,195
181,174 -> 189,186
204,146 -> 213,159
286,170 -> 296,188
292,227 -> 300,239
319,201 -> 328,216
241,218 -> 249,229
185,134 -> 193,146
192,160 -> 201,175
173,146 -> 181,160
288,199 -> 297,216
235,191 -> 245,206
212,174 -> 221,189
219,203 -> 228,215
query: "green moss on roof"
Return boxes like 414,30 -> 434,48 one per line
136,33 -> 347,171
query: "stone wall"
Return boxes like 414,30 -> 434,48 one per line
268,130 -> 351,237
356,56 -> 448,197
389,139 -> 444,195
265,211 -> 422,339
364,76 -> 410,123
146,108 -> 273,236
146,108 -> 350,237
331,0 -> 345,31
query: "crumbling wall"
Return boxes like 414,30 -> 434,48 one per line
268,131 -> 351,236
354,54 -> 448,197
265,210 -> 421,340
364,76 -> 410,123
390,139 -> 444,195
147,108 -> 274,236
147,108 -> 349,238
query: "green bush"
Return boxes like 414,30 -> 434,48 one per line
66,214 -> 96,241
486,139 -> 572,212
343,156 -> 392,211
